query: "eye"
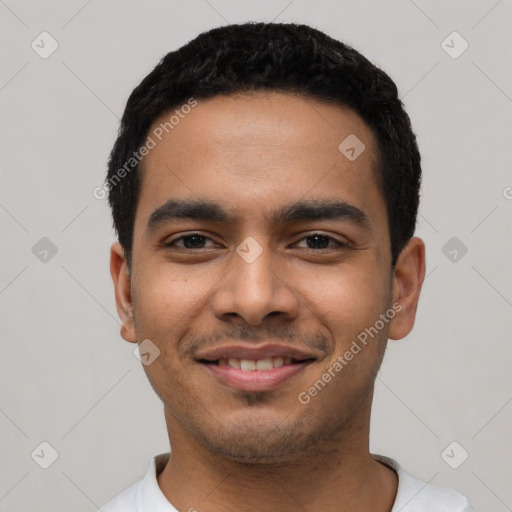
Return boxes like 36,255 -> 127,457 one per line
165,233 -> 218,249
294,233 -> 349,250
163,232 -> 349,251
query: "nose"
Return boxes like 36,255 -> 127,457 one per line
211,239 -> 300,326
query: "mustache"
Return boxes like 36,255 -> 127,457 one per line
181,323 -> 330,355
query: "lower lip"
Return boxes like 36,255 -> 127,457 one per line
201,362 -> 312,391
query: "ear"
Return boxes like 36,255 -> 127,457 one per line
110,242 -> 137,343
388,237 -> 426,340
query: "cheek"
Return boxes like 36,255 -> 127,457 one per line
297,268 -> 390,411
132,266 -> 197,346
131,262 -> 227,369
131,269 -> 206,400
135,261 -> 209,316
300,262 -> 390,339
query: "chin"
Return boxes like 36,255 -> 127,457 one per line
193,413 -> 330,464
204,436 -> 304,464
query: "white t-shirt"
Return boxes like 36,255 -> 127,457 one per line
99,453 -> 473,511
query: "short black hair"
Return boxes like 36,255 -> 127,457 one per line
107,22 -> 421,268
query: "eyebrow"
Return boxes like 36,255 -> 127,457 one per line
147,198 -> 370,232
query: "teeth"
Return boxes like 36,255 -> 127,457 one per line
255,358 -> 273,370
240,359 -> 256,371
216,356 -> 297,371
273,356 -> 284,368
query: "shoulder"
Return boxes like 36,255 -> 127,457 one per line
398,476 -> 474,511
96,453 -> 172,512
98,480 -> 140,511
372,454 -> 474,512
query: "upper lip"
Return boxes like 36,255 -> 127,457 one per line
196,343 -> 317,362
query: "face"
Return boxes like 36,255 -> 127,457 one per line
111,92 -> 425,463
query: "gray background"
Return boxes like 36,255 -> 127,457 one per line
1,1 -> 511,511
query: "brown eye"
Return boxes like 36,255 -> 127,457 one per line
295,234 -> 348,250
165,233 -> 216,249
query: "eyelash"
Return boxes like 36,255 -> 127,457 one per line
164,232 -> 350,250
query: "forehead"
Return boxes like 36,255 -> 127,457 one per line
135,91 -> 385,231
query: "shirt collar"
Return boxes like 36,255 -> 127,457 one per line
372,454 -> 430,511
135,453 -> 176,511
137,452 -> 417,511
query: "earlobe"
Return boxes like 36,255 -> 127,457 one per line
110,242 -> 137,343
388,237 -> 426,340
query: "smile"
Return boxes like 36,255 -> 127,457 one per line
214,356 -> 294,370
199,357 -> 315,391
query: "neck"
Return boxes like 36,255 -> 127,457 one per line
157,398 -> 397,512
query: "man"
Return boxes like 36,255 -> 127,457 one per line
103,22 -> 473,511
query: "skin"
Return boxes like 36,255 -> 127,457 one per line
110,91 -> 425,512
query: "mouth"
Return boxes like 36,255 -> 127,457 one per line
196,344 -> 317,392
200,355 -> 313,370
